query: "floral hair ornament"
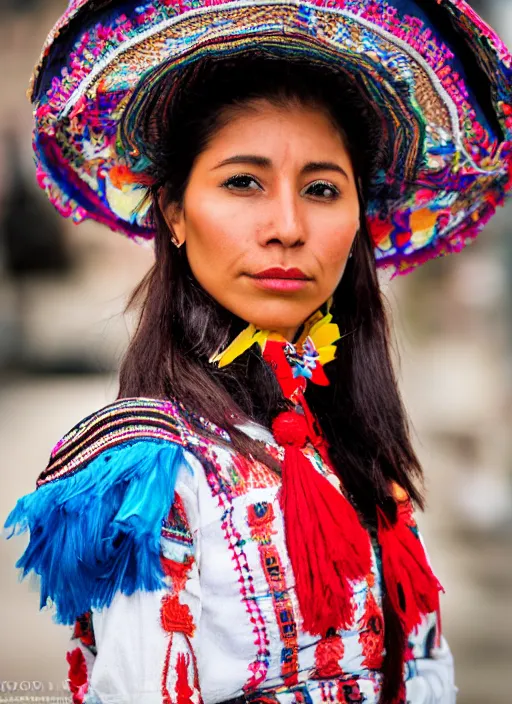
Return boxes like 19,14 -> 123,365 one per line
30,0 -> 512,276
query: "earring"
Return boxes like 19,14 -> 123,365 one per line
349,231 -> 360,259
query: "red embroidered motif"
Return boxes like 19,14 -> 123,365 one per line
161,594 -> 196,638
359,589 -> 384,670
312,633 -> 344,679
66,647 -> 88,704
336,678 -> 365,703
162,555 -> 194,594
231,453 -> 280,496
247,502 -> 299,686
247,501 -> 276,542
160,556 -> 196,703
161,557 -> 195,637
72,612 -> 94,648
292,692 -> 310,704
176,653 -> 194,704
210,483 -> 269,689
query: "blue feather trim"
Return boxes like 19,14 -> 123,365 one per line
4,439 -> 188,625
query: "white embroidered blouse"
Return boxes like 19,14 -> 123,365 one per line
5,398 -> 456,704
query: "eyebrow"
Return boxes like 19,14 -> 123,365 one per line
214,155 -> 349,180
302,161 -> 349,180
215,155 -> 271,169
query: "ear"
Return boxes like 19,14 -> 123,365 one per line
158,189 -> 186,247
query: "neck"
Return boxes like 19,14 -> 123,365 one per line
272,326 -> 300,342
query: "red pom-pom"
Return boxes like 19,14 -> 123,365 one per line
272,411 -> 309,447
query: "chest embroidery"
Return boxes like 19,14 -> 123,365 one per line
247,501 -> 299,686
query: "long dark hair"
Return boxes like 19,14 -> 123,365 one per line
118,55 -> 424,700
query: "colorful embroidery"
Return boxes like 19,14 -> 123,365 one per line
359,590 -> 384,671
312,632 -> 344,679
72,612 -> 95,653
7,394 -> 446,701
5,407 -> 189,625
230,453 -> 281,496
66,647 -> 88,704
336,678 -> 366,704
247,501 -> 299,686
28,0 -> 512,275
40,398 -> 189,486
161,556 -> 196,638
163,492 -> 194,548
290,688 -> 314,704
160,556 -> 197,704
193,447 -> 270,690
175,653 -> 194,704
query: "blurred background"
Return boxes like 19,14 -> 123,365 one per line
0,0 -> 511,701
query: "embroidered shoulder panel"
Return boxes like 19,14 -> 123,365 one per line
38,398 -> 191,487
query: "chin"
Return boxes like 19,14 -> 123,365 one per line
242,304 -> 319,333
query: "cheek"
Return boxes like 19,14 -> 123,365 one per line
313,211 -> 359,281
183,192 -> 248,268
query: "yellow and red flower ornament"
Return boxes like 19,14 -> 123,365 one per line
213,308 -> 340,402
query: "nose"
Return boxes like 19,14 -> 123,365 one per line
261,190 -> 305,249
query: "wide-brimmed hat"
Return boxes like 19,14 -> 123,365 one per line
31,0 -> 512,274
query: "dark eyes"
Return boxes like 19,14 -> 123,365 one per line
223,174 -> 260,191
303,181 -> 340,200
222,174 -> 340,200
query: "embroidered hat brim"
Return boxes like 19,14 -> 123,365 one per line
31,0 -> 512,275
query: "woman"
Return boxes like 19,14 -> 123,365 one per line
5,1 -> 512,703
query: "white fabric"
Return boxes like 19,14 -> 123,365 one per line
71,441 -> 455,704
406,638 -> 458,704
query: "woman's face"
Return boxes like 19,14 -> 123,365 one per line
163,99 -> 360,340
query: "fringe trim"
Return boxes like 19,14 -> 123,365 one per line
5,439 -> 188,625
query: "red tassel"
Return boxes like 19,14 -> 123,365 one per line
377,505 -> 443,635
273,411 -> 371,635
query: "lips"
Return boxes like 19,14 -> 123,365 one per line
251,267 -> 310,280
247,267 -> 312,293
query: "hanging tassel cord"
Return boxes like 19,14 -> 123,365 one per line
272,410 -> 372,636
377,507 -> 444,635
